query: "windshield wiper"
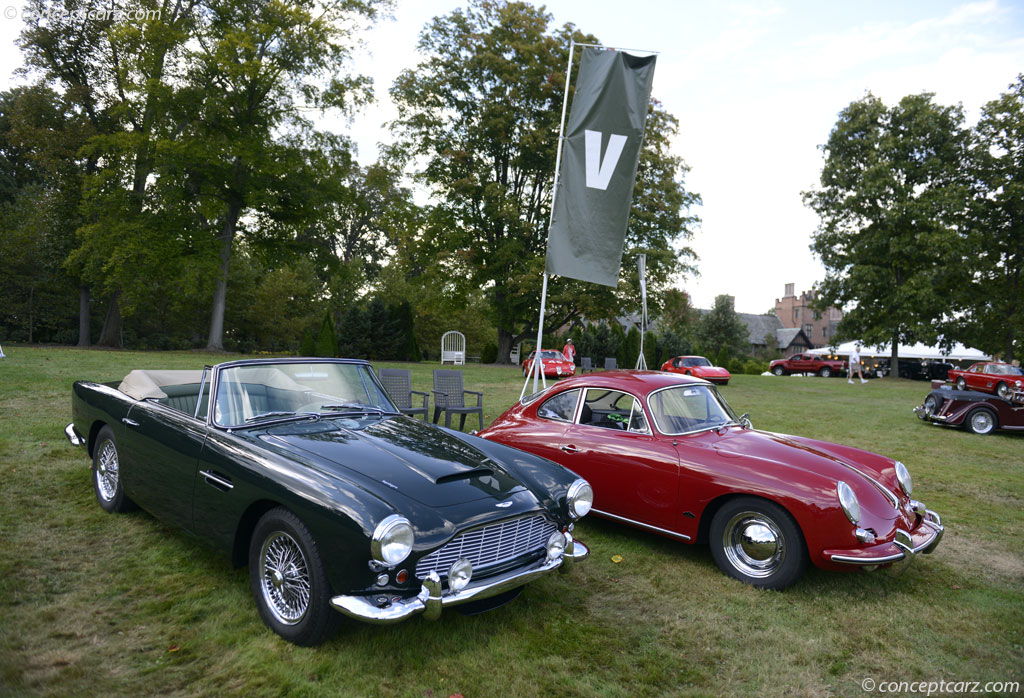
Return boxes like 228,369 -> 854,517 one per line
236,411 -> 321,428
319,403 -> 400,417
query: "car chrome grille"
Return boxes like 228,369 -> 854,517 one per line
415,515 -> 557,579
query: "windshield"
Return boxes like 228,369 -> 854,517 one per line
539,351 -> 563,360
213,361 -> 397,427
682,357 -> 711,368
648,384 -> 739,435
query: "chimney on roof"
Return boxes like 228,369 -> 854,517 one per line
784,283 -> 794,297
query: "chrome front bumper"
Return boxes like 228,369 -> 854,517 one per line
828,509 -> 944,566
913,405 -> 949,423
331,534 -> 589,625
65,423 -> 84,447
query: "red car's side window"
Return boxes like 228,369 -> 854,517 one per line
537,389 -> 581,422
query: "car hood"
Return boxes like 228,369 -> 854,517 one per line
711,428 -> 899,518
260,416 -> 527,508
694,366 -> 729,377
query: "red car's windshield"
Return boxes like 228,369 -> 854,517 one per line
648,384 -> 738,435
682,357 -> 712,368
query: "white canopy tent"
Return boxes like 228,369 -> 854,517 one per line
806,341 -> 990,362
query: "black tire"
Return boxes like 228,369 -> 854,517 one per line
772,366 -> 785,376
996,382 -> 1009,399
249,507 -> 341,646
819,366 -> 832,378
965,407 -> 997,435
709,497 -> 807,590
92,425 -> 136,513
956,377 -> 966,391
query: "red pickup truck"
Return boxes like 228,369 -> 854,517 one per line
769,353 -> 847,377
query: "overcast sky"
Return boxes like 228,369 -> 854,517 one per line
3,0 -> 1023,314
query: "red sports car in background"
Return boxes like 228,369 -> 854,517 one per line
479,371 -> 943,590
660,355 -> 731,385
946,362 -> 1023,399
523,350 -> 576,378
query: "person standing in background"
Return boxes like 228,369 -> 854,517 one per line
562,338 -> 575,363
848,344 -> 866,384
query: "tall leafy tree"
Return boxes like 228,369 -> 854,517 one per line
174,0 -> 387,350
804,92 -> 968,375
952,75 -> 1024,361
694,294 -> 748,359
21,0 -> 200,346
0,86 -> 89,344
390,0 -> 699,363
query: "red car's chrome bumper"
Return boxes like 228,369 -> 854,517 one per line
824,510 -> 943,567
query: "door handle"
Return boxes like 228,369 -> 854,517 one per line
561,444 -> 579,454
200,470 -> 234,491
122,418 -> 140,427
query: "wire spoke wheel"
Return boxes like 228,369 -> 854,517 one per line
96,440 -> 119,502
260,531 -> 312,625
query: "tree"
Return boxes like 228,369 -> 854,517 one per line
167,0 -> 386,350
950,75 -> 1024,361
804,92 -> 969,376
694,294 -> 748,359
390,0 -> 699,363
0,86 -> 86,344
21,0 -> 201,347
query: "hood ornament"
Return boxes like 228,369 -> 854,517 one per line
495,501 -> 513,508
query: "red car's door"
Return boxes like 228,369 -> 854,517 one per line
556,388 -> 679,531
966,365 -> 987,391
514,387 -> 579,464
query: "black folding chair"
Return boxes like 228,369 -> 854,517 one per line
377,368 -> 428,420
580,357 -> 594,373
432,369 -> 484,431
604,357 -> 618,370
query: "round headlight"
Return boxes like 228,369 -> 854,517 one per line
545,530 -> 566,561
837,481 -> 861,524
894,461 -> 913,496
371,515 -> 414,566
447,558 -> 472,593
566,479 -> 593,519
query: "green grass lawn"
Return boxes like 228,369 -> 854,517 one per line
1,346 -> 1022,697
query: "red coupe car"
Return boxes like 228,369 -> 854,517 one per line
479,371 -> 943,589
946,362 -> 1023,399
523,350 -> 576,378
660,355 -> 731,385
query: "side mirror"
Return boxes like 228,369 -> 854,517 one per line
739,413 -> 753,429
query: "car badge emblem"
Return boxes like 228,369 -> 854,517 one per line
495,501 -> 513,508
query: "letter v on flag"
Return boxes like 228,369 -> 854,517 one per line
546,46 -> 656,287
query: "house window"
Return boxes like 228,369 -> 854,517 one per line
822,326 -> 828,338
804,324 -> 812,336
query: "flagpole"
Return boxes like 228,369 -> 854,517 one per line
521,38 -> 577,401
635,253 -> 648,370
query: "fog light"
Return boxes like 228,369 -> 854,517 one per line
375,573 -> 389,586
545,531 -> 566,561
448,558 -> 472,593
855,527 -> 876,544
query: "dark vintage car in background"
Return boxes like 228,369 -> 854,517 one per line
479,371 -> 943,590
65,358 -> 591,645
660,355 -> 731,385
914,386 -> 1024,435
946,362 -> 1024,398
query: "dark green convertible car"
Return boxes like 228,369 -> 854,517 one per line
65,358 -> 591,645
